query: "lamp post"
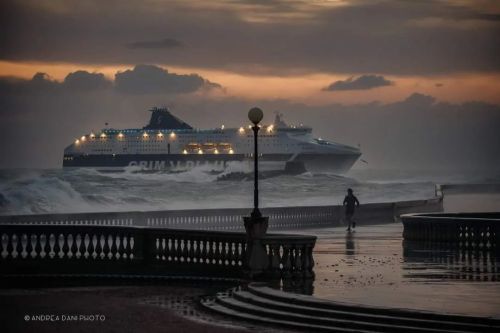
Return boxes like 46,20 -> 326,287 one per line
249,107 -> 263,218
243,107 -> 269,276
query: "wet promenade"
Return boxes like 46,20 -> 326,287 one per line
300,223 -> 500,318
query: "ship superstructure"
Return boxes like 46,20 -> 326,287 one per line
63,107 -> 361,173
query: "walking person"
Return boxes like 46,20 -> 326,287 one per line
343,188 -> 360,232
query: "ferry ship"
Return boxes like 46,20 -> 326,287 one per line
63,107 -> 361,173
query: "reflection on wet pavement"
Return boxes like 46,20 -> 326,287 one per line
286,223 -> 500,318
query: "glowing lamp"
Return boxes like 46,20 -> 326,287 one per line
229,149 -> 234,154
198,149 -> 203,154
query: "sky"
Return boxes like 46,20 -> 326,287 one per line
0,0 -> 499,169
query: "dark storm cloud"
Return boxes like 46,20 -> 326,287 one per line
0,66 -> 221,96
114,64 -> 221,94
63,71 -> 112,91
0,0 -> 499,75
126,38 -> 183,49
323,75 -> 393,91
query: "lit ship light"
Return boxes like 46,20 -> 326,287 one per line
229,149 -> 234,154
117,132 -> 124,139
142,132 -> 149,139
198,149 -> 203,154
182,149 -> 188,154
239,127 -> 245,134
214,149 -> 219,154
157,132 -> 164,138
75,139 -> 80,145
100,132 -> 107,138
221,125 -> 225,130
170,132 -> 176,139
81,136 -> 86,141
90,133 -> 95,139
267,124 -> 274,133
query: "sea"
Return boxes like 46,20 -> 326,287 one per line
1,165 -> 499,216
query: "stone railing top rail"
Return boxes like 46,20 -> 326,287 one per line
0,198 -> 442,222
402,212 -> 500,222
0,223 -> 316,240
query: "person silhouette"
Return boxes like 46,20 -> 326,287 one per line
343,188 -> 360,232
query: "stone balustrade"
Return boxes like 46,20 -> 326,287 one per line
402,213 -> 500,251
0,197 -> 442,230
0,224 -> 316,280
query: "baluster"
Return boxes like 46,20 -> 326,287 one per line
193,238 -> 201,263
94,234 -> 103,259
74,234 -> 82,259
19,233 -> 28,259
38,234 -> 46,259
110,234 -> 117,260
53,233 -> 61,259
82,234 -> 89,259
240,241 -> 247,267
293,245 -> 303,277
5,233 -> 13,259
269,243 -> 281,278
207,239 -> 215,264
70,233 -> 78,259
102,234 -> 111,259
214,240 -> 221,265
113,234 -> 121,259
25,233 -> 33,259
87,234 -> 95,259
185,239 -> 193,263
282,244 -> 292,278
181,239 -> 188,263
124,234 -> 131,260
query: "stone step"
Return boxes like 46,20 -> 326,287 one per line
247,283 -> 500,329
200,297 -> 377,333
232,289 -> 493,333
214,291 -> 473,333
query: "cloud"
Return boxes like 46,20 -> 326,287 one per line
323,75 -> 394,91
114,64 -> 222,94
388,92 -> 436,111
0,65 -> 222,97
63,71 -> 112,91
1,0 -> 499,75
126,38 -> 183,49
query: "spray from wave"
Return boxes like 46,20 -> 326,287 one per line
1,167 -> 496,216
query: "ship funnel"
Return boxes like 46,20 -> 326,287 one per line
143,107 -> 193,130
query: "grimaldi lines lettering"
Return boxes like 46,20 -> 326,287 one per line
128,160 -> 227,171
62,107 -> 361,173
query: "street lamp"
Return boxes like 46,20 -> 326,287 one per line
248,107 -> 263,218
243,107 -> 269,244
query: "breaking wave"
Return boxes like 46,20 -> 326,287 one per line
2,167 -> 496,216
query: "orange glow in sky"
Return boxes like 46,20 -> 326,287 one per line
1,60 -> 499,105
